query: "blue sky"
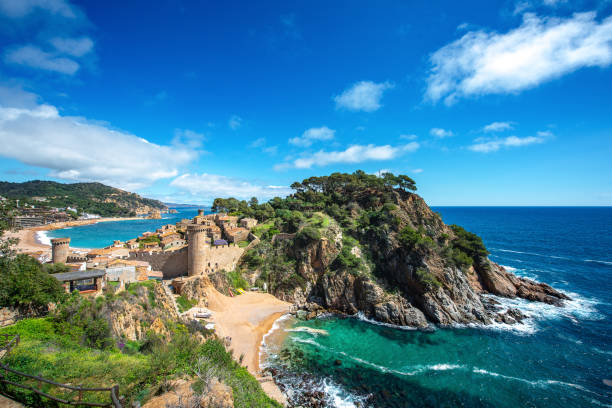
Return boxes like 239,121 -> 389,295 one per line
0,0 -> 611,205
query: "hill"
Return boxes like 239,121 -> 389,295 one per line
0,180 -> 167,217
213,170 -> 569,327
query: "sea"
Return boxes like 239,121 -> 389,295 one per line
42,206 -> 612,407
261,207 -> 612,408
40,207 -> 202,248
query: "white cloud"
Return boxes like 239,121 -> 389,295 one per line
483,121 -> 514,132
468,131 -> 551,152
50,37 -> 93,57
334,80 -> 394,112
170,173 -> 292,202
229,115 -> 242,130
0,85 -> 199,190
0,0 -> 75,18
276,142 -> 419,170
426,12 -> 612,104
412,168 -> 423,173
430,128 -> 454,138
400,134 -> 418,140
289,126 -> 335,147
4,45 -> 79,74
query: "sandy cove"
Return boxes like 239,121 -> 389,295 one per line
204,286 -> 291,405
3,217 -> 141,253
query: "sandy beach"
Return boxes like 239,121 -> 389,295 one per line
204,286 -> 291,405
3,217 -> 140,254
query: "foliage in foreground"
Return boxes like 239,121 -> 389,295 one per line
0,317 -> 281,407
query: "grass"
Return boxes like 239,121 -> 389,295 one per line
176,295 -> 197,313
251,221 -> 274,238
0,317 -> 281,407
0,318 -> 149,407
237,240 -> 249,248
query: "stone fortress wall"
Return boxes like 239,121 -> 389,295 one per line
128,244 -> 244,280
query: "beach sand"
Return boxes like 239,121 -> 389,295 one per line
204,286 -> 291,405
3,217 -> 140,254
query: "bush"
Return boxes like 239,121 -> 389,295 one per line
415,268 -> 441,290
176,295 -> 196,313
295,226 -> 321,246
0,254 -> 66,314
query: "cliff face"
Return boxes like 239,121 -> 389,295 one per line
243,191 -> 568,328
102,282 -> 178,341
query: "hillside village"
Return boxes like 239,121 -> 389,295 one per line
33,210 -> 258,297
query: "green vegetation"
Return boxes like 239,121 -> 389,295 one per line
0,180 -> 167,217
176,295 -> 197,313
0,254 -> 66,314
415,268 -> 442,289
0,318 -> 281,407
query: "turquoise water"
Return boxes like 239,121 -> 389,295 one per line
264,207 -> 612,407
44,207 -> 203,248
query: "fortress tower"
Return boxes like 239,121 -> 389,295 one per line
51,237 -> 71,264
187,224 -> 208,276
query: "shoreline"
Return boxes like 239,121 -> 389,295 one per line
3,217 -> 141,254
203,286 -> 291,405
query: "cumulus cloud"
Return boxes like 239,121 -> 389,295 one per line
275,142 -> 419,170
483,121 -> 514,132
400,134 -> 418,140
49,36 -> 93,57
426,12 -> 612,104
0,0 -> 75,18
0,85 -> 199,190
334,80 -> 394,112
430,128 -> 454,138
289,126 -> 335,147
468,131 -> 551,152
4,45 -> 80,74
170,173 -> 292,202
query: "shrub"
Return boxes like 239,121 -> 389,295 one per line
0,254 -> 66,314
415,268 -> 441,290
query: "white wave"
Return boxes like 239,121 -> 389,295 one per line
492,248 -> 570,260
500,265 -> 517,272
286,326 -> 329,336
322,378 -> 367,408
259,314 -> 293,368
472,368 -> 603,397
592,347 -> 612,356
35,230 -> 51,246
584,259 -> 612,266
485,289 -> 603,326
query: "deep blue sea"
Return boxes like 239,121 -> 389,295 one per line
43,207 -> 202,248
262,207 -> 612,408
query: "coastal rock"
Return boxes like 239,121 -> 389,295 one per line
478,262 -> 569,306
103,282 -> 177,341
176,275 -> 211,307
199,378 -> 234,408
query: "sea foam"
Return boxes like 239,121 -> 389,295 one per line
35,230 -> 51,246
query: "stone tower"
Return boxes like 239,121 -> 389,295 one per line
187,224 -> 207,276
198,208 -> 204,217
51,237 -> 70,264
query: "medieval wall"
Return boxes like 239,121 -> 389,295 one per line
128,248 -> 188,279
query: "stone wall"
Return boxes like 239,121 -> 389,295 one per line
128,244 -> 245,280
128,248 -> 188,279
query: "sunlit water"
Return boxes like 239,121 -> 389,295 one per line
43,207 -> 202,248
262,207 -> 612,408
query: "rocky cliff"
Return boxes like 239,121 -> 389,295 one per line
236,174 -> 569,328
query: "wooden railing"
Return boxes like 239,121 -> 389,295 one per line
0,334 -> 122,407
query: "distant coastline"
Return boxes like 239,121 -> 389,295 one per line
4,216 -> 141,254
